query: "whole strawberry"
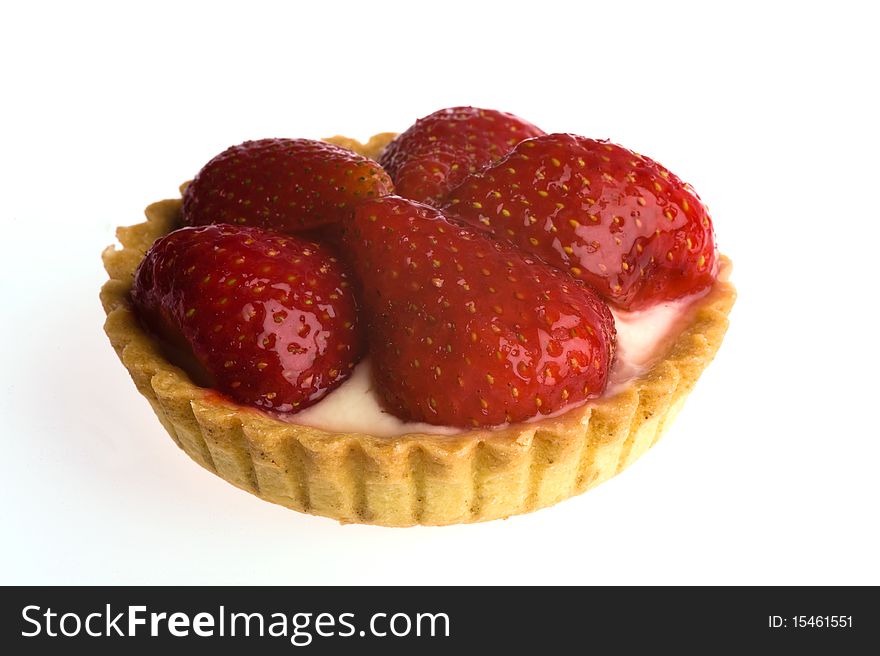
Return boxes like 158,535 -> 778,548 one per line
444,133 -> 718,310
182,138 -> 394,233
340,196 -> 616,428
132,224 -> 363,413
379,107 -> 544,206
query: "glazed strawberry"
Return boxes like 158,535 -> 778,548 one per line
379,107 -> 544,206
444,133 -> 718,310
131,224 -> 363,413
182,138 -> 394,233
340,196 -> 616,428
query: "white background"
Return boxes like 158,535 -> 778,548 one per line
2,1 -> 878,585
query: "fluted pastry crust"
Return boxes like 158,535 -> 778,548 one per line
100,133 -> 735,526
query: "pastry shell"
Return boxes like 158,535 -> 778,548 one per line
100,134 -> 736,526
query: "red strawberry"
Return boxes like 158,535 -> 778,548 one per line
340,196 -> 616,428
379,107 -> 544,206
444,133 -> 718,310
131,224 -> 363,413
182,138 -> 394,233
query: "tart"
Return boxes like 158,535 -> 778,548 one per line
101,126 -> 735,526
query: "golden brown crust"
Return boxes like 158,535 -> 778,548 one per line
323,133 -> 397,162
100,134 -> 736,526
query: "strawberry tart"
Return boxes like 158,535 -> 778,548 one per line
101,107 -> 735,526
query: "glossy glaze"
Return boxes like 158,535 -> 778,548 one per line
183,138 -> 394,233
132,224 -> 363,412
445,133 -> 718,310
340,196 -> 616,428
380,106 -> 544,205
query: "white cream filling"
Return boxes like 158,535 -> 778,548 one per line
605,299 -> 695,395
290,296 -> 699,437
